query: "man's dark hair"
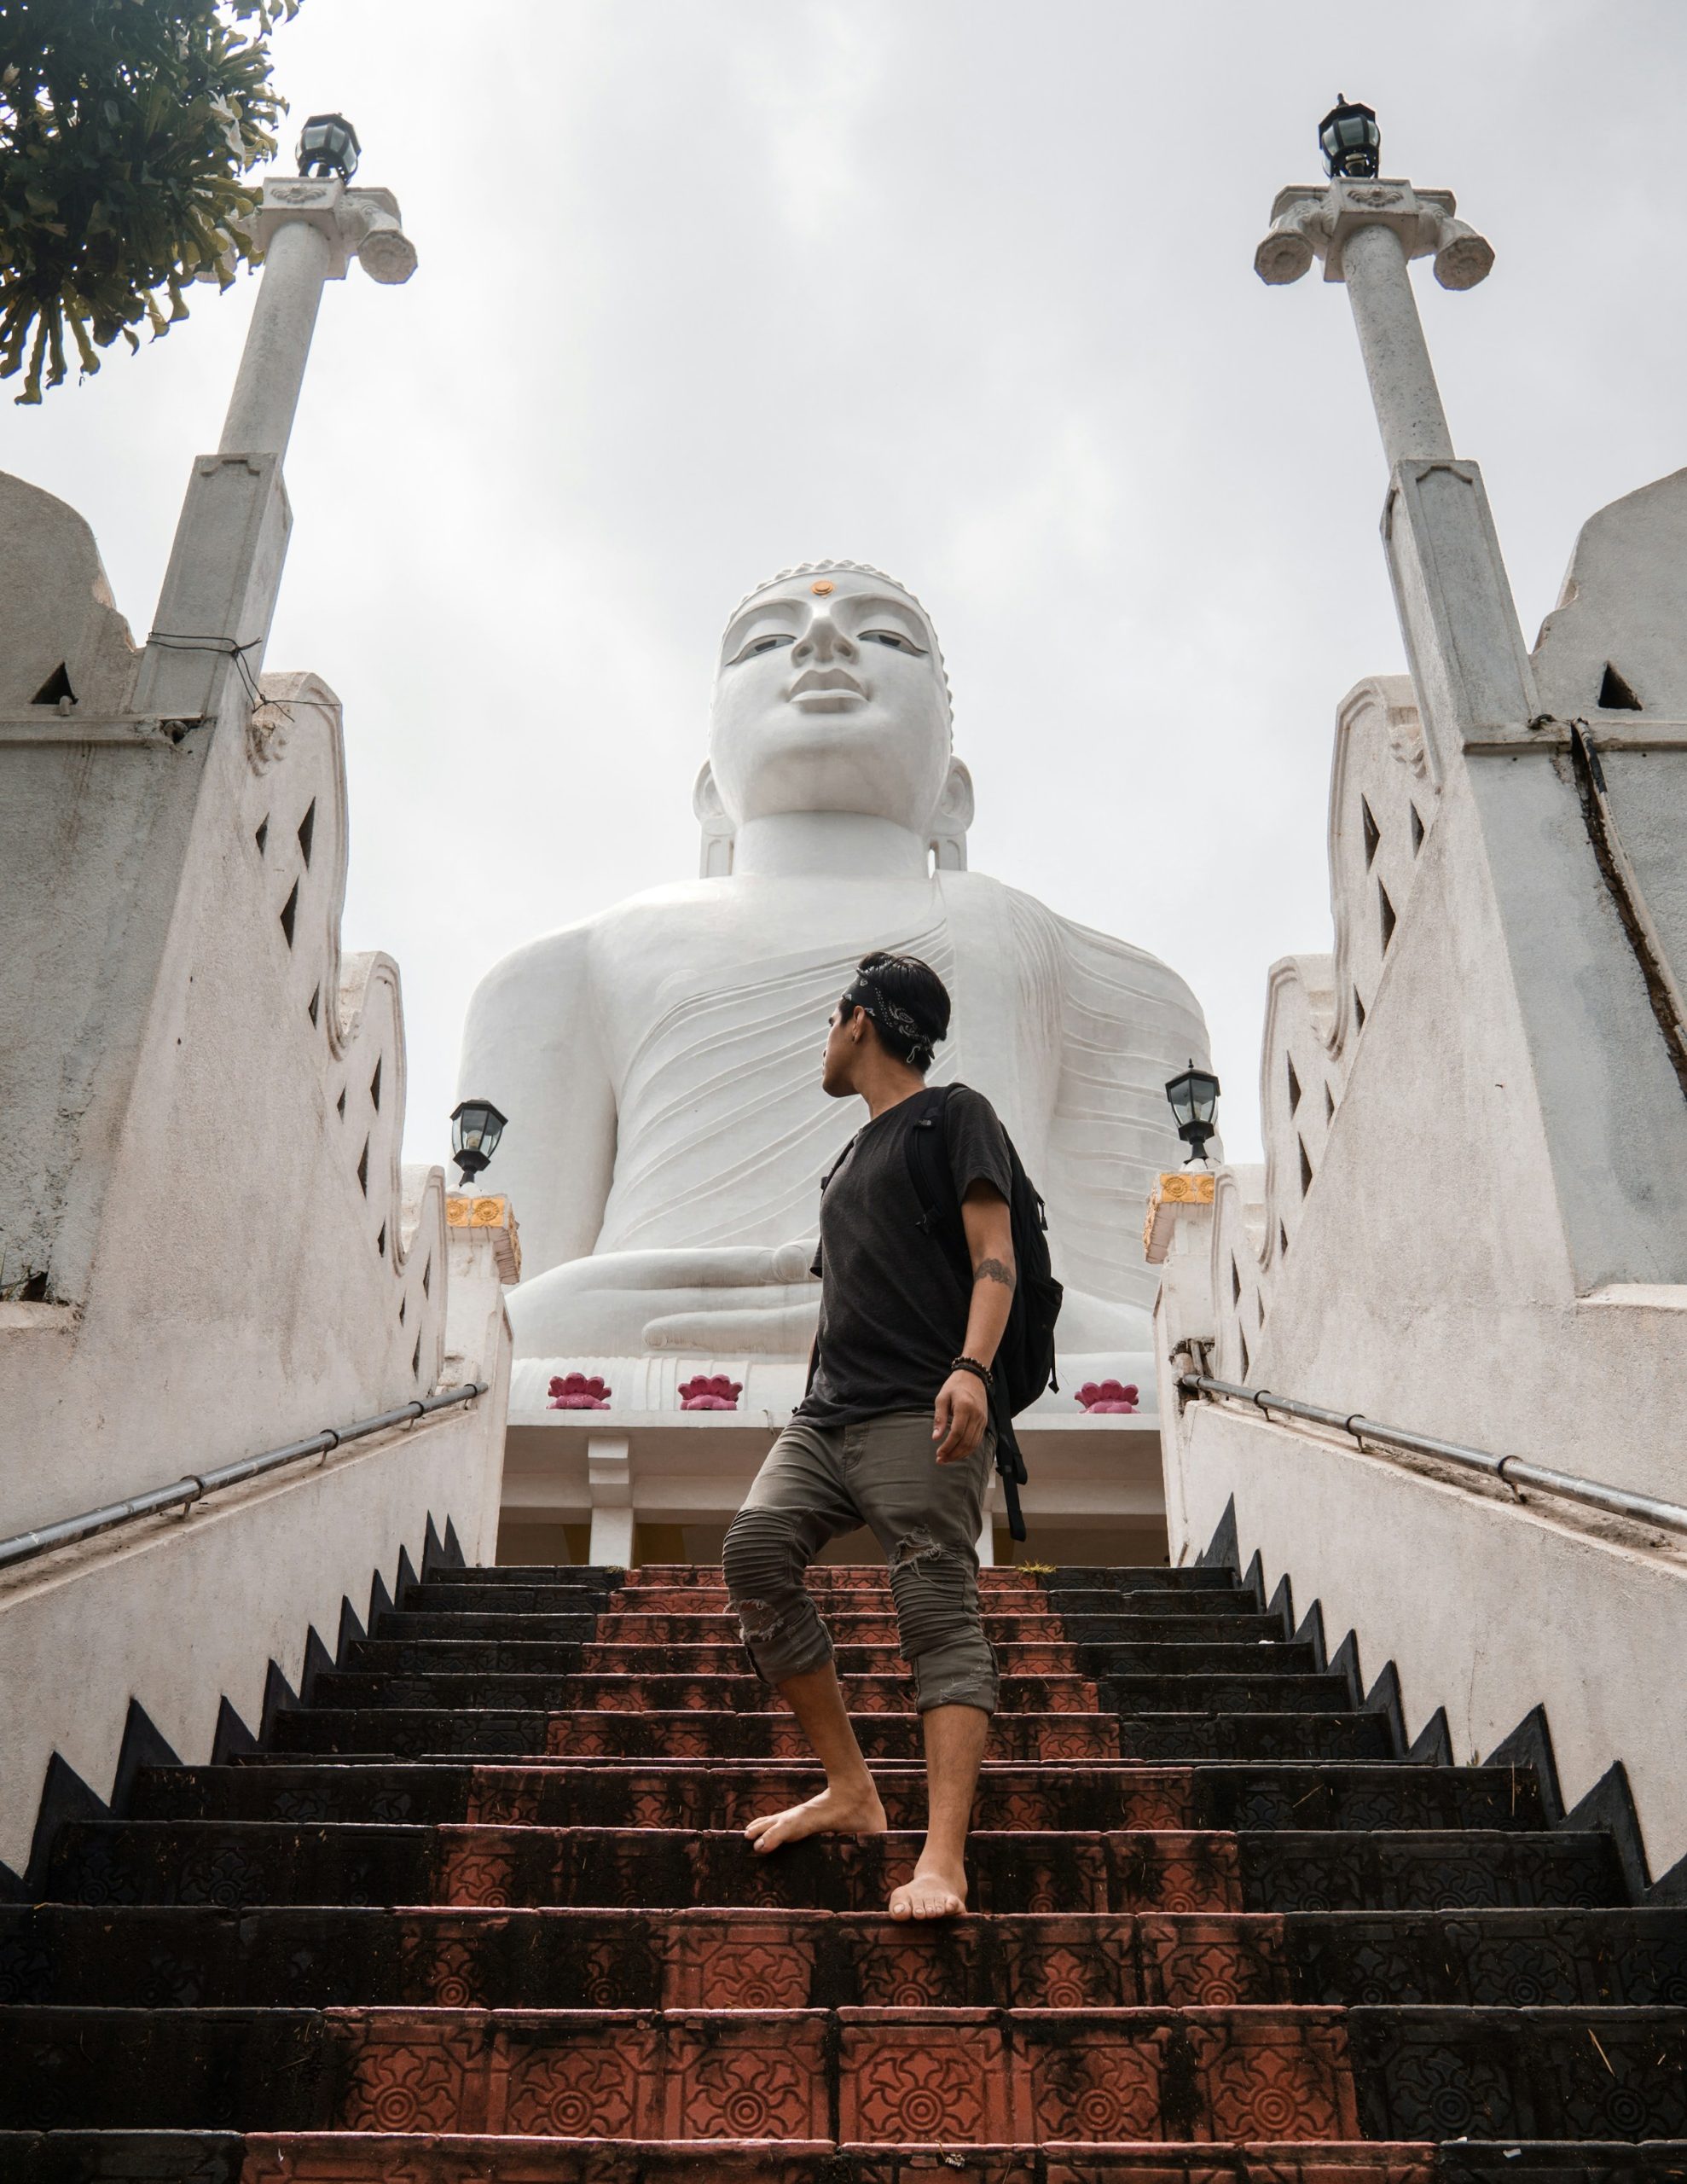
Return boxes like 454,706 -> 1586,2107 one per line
840,951 -> 952,1073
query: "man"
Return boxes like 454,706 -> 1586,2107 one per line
721,949 -> 1017,1920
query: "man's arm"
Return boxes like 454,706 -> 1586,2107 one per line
932,1181 -> 1015,1463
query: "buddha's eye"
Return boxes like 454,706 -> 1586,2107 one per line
733,632 -> 794,663
862,630 -> 924,653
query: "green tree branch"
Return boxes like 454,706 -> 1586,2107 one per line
0,0 -> 299,403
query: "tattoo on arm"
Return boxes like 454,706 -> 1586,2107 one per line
972,1255 -> 1017,1292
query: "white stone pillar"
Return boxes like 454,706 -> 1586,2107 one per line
586,1433 -> 635,1567
1254,178 -> 1489,478
218,216 -> 335,462
1339,223 -> 1455,471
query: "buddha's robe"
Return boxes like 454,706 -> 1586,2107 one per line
459,869 -> 1207,1357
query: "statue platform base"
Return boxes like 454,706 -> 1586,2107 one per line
500,1352 -> 1167,1569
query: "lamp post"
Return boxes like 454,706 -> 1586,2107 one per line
1254,97 -> 1493,474
1165,1064 -> 1220,1168
1318,96 -> 1381,180
217,114 -> 416,464
451,1099 -> 508,1188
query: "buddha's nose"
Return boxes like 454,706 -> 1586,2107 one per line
795,610 -> 855,664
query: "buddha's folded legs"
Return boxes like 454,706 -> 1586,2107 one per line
507,1242 -> 820,1356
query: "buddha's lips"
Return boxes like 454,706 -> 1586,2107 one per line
788,665 -> 866,700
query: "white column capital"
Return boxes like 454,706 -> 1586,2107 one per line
1255,179 -> 1493,293
252,177 -> 418,287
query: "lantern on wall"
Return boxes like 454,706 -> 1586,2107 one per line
296,113 -> 362,182
450,1098 -> 507,1187
1318,96 -> 1381,180
1164,1064 -> 1220,1166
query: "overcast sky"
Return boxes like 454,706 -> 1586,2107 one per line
11,1 -> 1687,1168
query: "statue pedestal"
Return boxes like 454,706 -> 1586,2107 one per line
500,1356 -> 1167,1569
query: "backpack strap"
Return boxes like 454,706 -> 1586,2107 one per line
909,1087 -> 1030,1543
906,1084 -> 971,1296
992,1394 -> 1029,1544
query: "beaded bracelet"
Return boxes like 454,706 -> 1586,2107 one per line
950,1355 -> 994,1390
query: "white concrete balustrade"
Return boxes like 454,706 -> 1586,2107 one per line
1153,155 -> 1687,1887
0,160 -> 509,1882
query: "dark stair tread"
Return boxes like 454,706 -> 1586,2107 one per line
126,1757 -> 1547,1832
2,2135 -> 1684,2184
43,1820 -> 1626,1916
7,1903 -> 1683,2010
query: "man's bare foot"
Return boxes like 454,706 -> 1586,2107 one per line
745,1778 -> 887,1854
889,1861 -> 968,1919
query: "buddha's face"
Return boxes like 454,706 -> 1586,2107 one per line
709,572 -> 951,829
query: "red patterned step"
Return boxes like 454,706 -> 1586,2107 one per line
461,1764 -> 1199,1832
533,1674 -> 1100,1715
631,1564 -> 1047,1591
432,1827 -> 1244,1914
595,1612 -> 1069,1644
577,1643 -> 1081,1675
231,2140 -> 1438,2183
317,2002 -> 1358,2141
611,1586 -> 1052,1613
545,1712 -> 1121,1761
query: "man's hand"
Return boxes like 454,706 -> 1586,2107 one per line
933,1369 -> 989,1464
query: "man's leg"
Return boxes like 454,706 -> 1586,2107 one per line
722,1420 -> 885,1852
896,1699 -> 989,1917
744,1660 -> 886,1851
853,1413 -> 999,1919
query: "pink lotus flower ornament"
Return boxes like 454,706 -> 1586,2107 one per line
680,1374 -> 743,1412
1076,1379 -> 1139,1414
548,1372 -> 612,1410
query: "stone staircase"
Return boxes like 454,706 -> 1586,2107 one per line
3,1560 -> 1684,2179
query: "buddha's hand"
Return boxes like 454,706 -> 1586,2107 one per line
640,1237 -> 820,1354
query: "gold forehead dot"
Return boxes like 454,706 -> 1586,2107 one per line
810,579 -> 835,596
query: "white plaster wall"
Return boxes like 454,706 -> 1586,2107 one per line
1154,460 -> 1687,1897
1209,758 -> 1687,1502
1,515 -> 452,1534
0,1400 -> 494,1877
0,1219 -> 511,1878
1168,1398 -> 1687,1879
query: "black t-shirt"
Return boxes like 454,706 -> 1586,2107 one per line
797,1083 -> 1015,1427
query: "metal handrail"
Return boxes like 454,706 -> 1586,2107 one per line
0,1381 -> 489,1575
1179,1372 -> 1687,1541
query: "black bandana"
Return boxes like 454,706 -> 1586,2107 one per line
844,976 -> 937,1071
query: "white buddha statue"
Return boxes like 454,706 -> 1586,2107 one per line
458,561 -> 1210,1376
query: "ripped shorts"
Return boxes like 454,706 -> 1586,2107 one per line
722,1409 -> 998,1716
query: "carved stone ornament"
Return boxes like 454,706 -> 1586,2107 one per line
1075,1379 -> 1139,1414
1386,700 -> 1429,777
446,1192 -> 522,1282
1143,1170 -> 1215,1263
680,1373 -> 743,1411
246,696 -> 291,773
548,1371 -> 612,1410
1255,179 -> 1493,293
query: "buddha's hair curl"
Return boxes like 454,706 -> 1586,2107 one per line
726,559 -> 953,733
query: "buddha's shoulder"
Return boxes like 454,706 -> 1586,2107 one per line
942,871 -> 1205,1019
467,881 -> 745,999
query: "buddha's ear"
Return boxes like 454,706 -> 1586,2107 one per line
693,760 -> 735,878
930,758 -> 973,872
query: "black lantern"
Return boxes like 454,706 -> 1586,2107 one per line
1164,1062 -> 1221,1166
1318,95 -> 1380,180
450,1098 -> 507,1187
296,113 -> 361,182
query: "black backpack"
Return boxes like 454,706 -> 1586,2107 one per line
905,1083 -> 1063,1541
